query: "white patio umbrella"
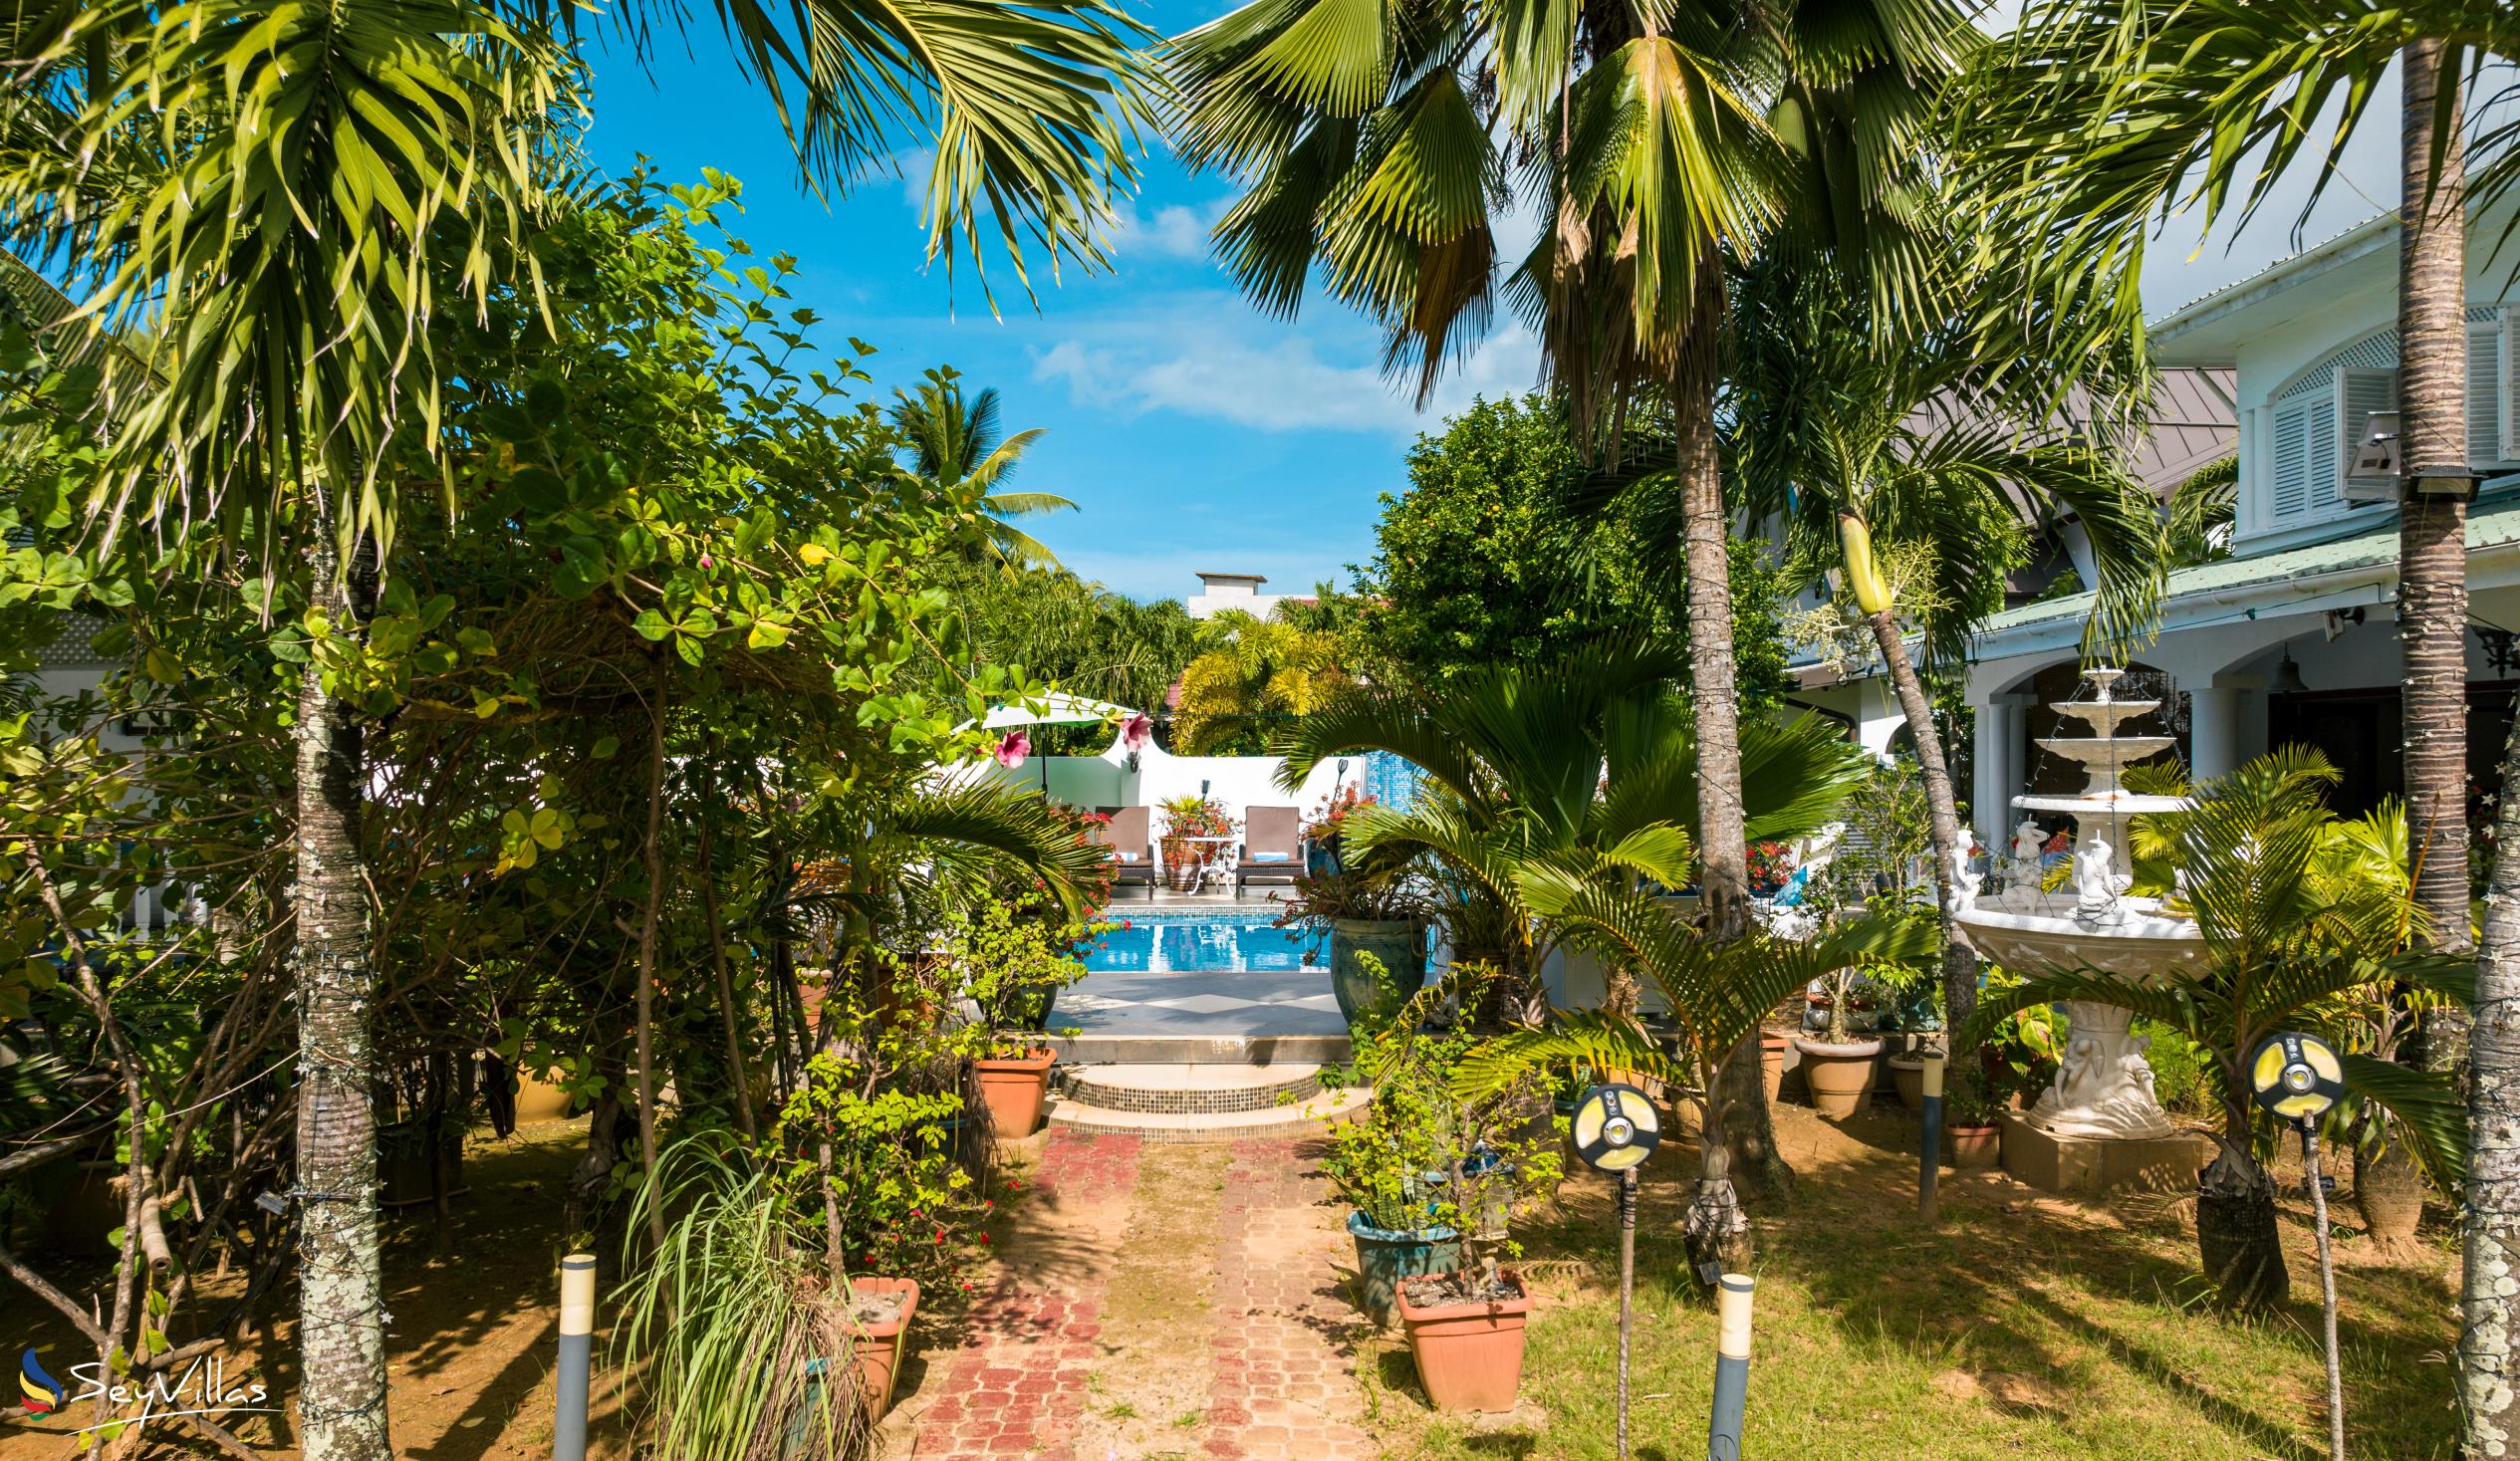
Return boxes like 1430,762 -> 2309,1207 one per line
975,693 -> 1137,795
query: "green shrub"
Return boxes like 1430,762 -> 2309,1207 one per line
2136,1017 -> 2217,1116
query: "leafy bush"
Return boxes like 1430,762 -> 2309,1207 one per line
1320,961 -> 1562,1273
2137,1017 -> 2219,1117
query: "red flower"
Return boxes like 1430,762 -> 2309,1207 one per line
978,1232 -> 992,1245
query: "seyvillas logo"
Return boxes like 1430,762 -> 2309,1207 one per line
18,1350 -> 63,1416
14,1352 -> 275,1435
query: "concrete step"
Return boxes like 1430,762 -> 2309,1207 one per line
1045,1084 -> 1370,1145
1062,1062 -> 1324,1115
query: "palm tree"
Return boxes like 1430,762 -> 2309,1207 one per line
889,369 -> 1078,572
1730,273 -> 2167,1068
1275,641 -> 1870,1235
1162,0 -> 1979,996
0,6 -> 1147,1455
1172,608 -> 1349,753
1961,749 -> 2470,1311
1457,896 -> 1932,1274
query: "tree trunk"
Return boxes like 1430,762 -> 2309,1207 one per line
2196,1102 -> 2287,1313
1866,608 -> 1979,1055
1682,1086 -> 1752,1286
2462,714 -> 2520,1454
2397,38 -> 2472,1076
1674,281 -> 1790,1206
695,764 -> 758,1143
632,684 -> 670,1254
293,552 -> 391,1461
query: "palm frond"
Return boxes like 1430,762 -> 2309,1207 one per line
2339,1052 -> 2465,1191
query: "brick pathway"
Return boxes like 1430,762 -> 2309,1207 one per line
1204,1138 -> 1378,1460
895,1131 -> 1378,1460
907,1131 -> 1141,1459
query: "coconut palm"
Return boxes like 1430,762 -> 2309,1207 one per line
1163,0 -> 1979,969
1960,748 -> 2470,1312
0,6 -> 1147,1454
1456,890 -> 1932,1274
1730,273 -> 2167,1064
889,370 -> 1078,572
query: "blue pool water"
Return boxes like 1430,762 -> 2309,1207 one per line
1082,912 -> 1320,973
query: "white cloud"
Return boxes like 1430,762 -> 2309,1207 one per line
1109,197 -> 1235,261
1030,305 -> 1543,437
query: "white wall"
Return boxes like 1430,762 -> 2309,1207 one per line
958,729 -> 1364,830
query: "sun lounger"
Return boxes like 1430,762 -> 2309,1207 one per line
1235,805 -> 1303,887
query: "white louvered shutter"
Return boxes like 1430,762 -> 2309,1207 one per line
2504,310 -> 2520,463
2271,394 -> 2317,523
2472,316 -> 2506,467
2336,367 -> 2396,498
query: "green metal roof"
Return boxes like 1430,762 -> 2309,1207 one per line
1980,494 -> 2520,636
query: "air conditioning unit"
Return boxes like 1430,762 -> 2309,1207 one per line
2342,408 -> 2400,501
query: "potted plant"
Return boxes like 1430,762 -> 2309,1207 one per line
1158,793 -> 1239,891
1303,783 -> 1377,877
1325,969 -> 1559,1410
952,897 -> 1101,1140
845,1276 -> 920,1419
1942,1064 -> 2007,1167
1795,962 -> 1887,1117
1275,862 -> 1434,1026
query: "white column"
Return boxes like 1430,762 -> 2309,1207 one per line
1975,693 -> 2036,849
2191,672 -> 2265,784
1973,699 -> 2008,852
2187,684 -> 2238,783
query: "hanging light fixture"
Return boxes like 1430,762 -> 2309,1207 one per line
2270,648 -> 2309,694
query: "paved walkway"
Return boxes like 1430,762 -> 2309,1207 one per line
893,1130 -> 1377,1460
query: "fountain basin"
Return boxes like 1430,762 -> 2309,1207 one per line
1954,896 -> 2206,979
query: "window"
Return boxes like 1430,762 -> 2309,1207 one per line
2261,309 -> 2518,534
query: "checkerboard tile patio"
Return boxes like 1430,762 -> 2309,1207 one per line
1060,971 -> 1347,1041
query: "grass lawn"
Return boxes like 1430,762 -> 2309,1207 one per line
1367,1101 -> 2456,1460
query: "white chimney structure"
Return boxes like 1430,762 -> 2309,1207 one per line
1186,571 -> 1284,620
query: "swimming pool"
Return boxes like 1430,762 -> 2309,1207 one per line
1082,910 -> 1321,973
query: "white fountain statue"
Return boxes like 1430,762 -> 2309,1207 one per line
1955,667 -> 2205,1147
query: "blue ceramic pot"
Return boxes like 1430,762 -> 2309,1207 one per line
1347,1210 -> 1461,1329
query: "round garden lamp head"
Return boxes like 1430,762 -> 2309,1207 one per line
1573,1083 -> 1660,1172
2248,1032 -> 2345,1124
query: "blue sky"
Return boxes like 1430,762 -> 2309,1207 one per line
586,9 -> 2405,605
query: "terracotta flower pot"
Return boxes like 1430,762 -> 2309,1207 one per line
1794,1037 -> 1883,1118
973,1049 -> 1057,1139
1889,1055 -> 1935,1112
1946,1122 -> 2001,1168
1397,1270 -> 1531,1413
848,1277 -> 920,1420
1759,1028 -> 1792,1104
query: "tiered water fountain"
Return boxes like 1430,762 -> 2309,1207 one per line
1954,668 -> 2209,1184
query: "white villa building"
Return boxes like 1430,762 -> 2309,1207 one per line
1811,201 -> 2520,849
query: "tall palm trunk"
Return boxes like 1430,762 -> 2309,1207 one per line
2461,715 -> 2520,1451
1673,281 -> 1788,1277
1864,608 -> 1978,1056
2397,39 -> 2472,1075
2196,1091 -> 2287,1312
293,540 -> 390,1461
